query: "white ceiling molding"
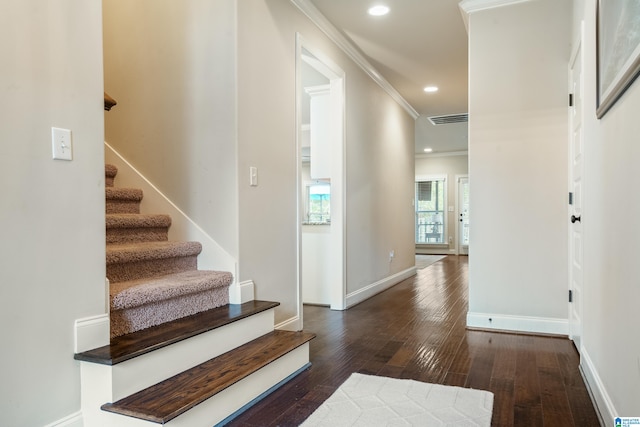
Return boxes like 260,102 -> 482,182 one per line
458,0 -> 533,32
290,0 -> 419,120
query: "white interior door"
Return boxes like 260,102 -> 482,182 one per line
569,34 -> 584,351
457,176 -> 469,255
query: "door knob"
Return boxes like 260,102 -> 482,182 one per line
571,215 -> 581,223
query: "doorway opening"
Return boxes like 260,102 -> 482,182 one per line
296,34 -> 346,313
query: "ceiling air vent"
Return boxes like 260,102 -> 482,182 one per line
427,113 -> 468,125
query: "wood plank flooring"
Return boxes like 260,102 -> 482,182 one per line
227,256 -> 601,427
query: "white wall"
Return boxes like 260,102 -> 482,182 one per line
103,0 -> 239,259
0,1 -> 105,425
301,164 -> 332,305
573,0 -> 640,419
301,225 -> 332,304
467,0 -> 571,331
415,154 -> 469,254
345,70 -> 416,295
237,0 -> 415,324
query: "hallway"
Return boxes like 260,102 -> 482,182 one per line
229,256 -> 600,426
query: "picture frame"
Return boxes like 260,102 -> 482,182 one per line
596,0 -> 640,118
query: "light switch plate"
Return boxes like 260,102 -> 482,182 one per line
250,166 -> 258,186
52,127 -> 73,160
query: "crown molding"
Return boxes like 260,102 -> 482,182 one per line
458,0 -> 533,32
290,0 -> 419,120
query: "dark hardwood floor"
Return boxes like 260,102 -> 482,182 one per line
227,256 -> 601,427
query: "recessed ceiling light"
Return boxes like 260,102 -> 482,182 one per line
423,86 -> 439,93
368,5 -> 390,16
424,148 -> 433,153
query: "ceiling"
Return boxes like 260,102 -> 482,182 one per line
307,0 -> 469,154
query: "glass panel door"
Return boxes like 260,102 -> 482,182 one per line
415,179 -> 445,244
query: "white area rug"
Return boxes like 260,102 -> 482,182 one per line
415,255 -> 446,269
301,373 -> 493,427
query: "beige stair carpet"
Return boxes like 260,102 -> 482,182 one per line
105,164 -> 232,338
106,213 -> 171,244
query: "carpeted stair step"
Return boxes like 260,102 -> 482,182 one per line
106,241 -> 202,283
105,164 -> 118,187
106,213 -> 171,244
100,330 -> 315,424
106,187 -> 143,214
109,270 -> 233,337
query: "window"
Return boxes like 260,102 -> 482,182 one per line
305,183 -> 331,224
415,178 -> 445,244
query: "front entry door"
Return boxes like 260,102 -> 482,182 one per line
569,37 -> 584,351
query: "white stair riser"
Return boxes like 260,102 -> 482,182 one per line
81,308 -> 274,405
82,343 -> 310,427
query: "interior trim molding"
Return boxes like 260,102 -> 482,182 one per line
290,0 -> 419,120
346,267 -> 417,308
43,411 -> 83,427
458,0 -> 532,31
275,315 -> 302,332
74,314 -> 109,354
229,280 -> 255,305
580,347 -> 614,427
466,312 -> 569,336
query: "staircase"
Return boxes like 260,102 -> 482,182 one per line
105,164 -> 233,337
74,164 -> 314,426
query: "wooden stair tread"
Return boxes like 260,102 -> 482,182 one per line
104,92 -> 117,111
101,330 -> 315,424
75,300 -> 279,365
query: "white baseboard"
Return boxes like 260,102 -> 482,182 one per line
275,315 -> 301,332
44,411 -> 83,427
466,312 -> 568,336
229,280 -> 255,304
345,267 -> 417,308
75,314 -> 109,353
580,347 -> 615,426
